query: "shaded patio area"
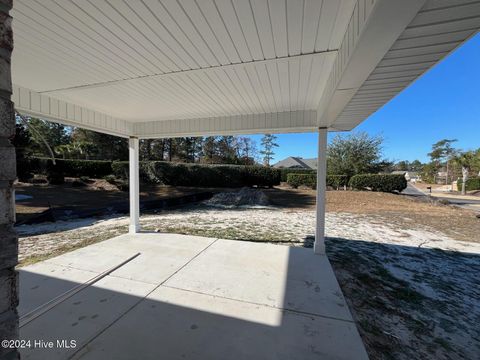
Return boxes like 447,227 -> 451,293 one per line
18,233 -> 367,359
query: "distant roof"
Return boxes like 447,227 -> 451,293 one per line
273,157 -> 317,169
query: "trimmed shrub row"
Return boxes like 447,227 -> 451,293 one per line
457,177 -> 480,192
280,168 -> 316,182
349,174 -> 407,193
112,161 -> 281,188
19,158 -> 113,179
327,175 -> 349,189
286,174 -> 349,190
287,173 -> 316,189
19,157 -> 281,188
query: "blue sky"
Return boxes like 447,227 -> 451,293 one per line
251,32 -> 480,164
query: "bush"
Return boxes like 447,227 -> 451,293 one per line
327,175 -> 349,189
349,174 -> 407,193
112,161 -> 129,179
103,174 -> 117,184
286,174 -> 349,189
287,173 -> 316,189
280,168 -> 316,182
457,177 -> 480,191
116,180 -> 129,192
46,171 -> 65,185
23,158 -> 113,179
113,161 -> 281,188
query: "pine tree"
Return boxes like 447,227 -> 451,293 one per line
260,134 -> 278,166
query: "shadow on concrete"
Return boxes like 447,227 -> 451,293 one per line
18,237 -> 367,360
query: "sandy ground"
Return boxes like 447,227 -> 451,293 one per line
15,190 -> 480,360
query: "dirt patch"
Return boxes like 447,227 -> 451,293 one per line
265,188 -> 480,243
205,187 -> 269,207
14,181 -> 220,223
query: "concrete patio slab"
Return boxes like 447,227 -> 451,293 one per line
165,239 -> 353,321
74,286 -> 366,360
19,262 -> 96,315
18,233 -> 368,359
20,275 -> 156,360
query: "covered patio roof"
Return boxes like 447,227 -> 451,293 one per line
11,0 -> 480,138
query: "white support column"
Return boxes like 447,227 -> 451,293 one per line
314,127 -> 327,255
129,137 -> 140,234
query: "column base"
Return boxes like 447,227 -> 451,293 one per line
129,224 -> 140,234
314,238 -> 325,255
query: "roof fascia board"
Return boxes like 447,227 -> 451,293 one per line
316,0 -> 427,127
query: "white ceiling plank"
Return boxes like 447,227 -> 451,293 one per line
286,0 -> 304,56
65,0 -> 171,74
214,0 -> 253,62
265,61 -> 283,113
232,0 -> 265,60
131,0 -> 208,69
302,0 -> 323,54
85,0 -> 175,73
297,56 -> 313,110
174,0 -> 228,66
315,0 -> 341,51
268,0 -> 289,57
255,63 -> 278,112
198,0 -> 241,64
411,2 -> 480,27
245,65 -> 272,113
250,0 -> 276,59
14,0 -> 149,77
288,58 -> 301,111
234,66 -> 265,113
328,0 -> 357,50
210,69 -> 251,114
112,0 -> 199,70
277,61 -> 291,112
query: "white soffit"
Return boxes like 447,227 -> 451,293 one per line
10,0 -> 480,138
332,0 -> 480,130
11,0 -> 354,122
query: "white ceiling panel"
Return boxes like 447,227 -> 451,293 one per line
10,0 -> 480,138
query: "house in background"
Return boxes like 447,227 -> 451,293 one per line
391,170 -> 421,183
273,157 -> 317,170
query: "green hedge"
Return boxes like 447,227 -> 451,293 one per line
280,168 -> 316,182
457,177 -> 480,191
327,175 -> 349,189
286,174 -> 349,189
349,174 -> 407,193
20,158 -> 113,178
287,173 -> 316,189
113,161 -> 281,188
20,157 -> 281,187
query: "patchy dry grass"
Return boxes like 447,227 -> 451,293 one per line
326,237 -> 480,360
16,189 -> 480,359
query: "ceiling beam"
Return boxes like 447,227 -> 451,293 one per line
13,85 -> 133,138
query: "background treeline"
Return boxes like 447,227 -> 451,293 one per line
14,118 -> 260,165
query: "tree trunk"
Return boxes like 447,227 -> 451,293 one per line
461,166 -> 468,195
445,161 -> 449,185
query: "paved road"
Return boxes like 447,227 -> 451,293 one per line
402,183 -> 480,213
